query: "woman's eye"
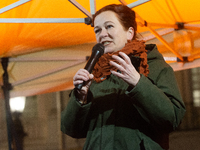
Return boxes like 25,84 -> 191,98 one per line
106,25 -> 113,29
94,29 -> 100,34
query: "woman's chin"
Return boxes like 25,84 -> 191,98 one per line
104,48 -> 117,54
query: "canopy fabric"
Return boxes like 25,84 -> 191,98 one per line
0,0 -> 200,99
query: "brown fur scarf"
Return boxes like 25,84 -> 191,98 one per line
92,40 -> 149,83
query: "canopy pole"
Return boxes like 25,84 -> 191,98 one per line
119,0 -> 150,8
0,0 -> 31,14
146,25 -> 183,61
119,0 -> 183,61
137,13 -> 184,61
1,58 -> 21,150
188,52 -> 200,61
68,0 -> 92,19
1,57 -> 14,150
12,59 -> 86,86
90,0 -> 96,14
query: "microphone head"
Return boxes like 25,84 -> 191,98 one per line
92,43 -> 104,56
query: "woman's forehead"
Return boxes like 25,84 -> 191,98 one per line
94,11 -> 119,27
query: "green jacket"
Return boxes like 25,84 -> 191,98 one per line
61,44 -> 185,150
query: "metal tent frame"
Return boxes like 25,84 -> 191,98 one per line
1,0 -> 200,149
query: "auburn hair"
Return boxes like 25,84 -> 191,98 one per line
92,4 -> 137,40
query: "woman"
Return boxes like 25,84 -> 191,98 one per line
61,4 -> 185,150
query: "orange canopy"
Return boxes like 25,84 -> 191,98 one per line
0,0 -> 200,98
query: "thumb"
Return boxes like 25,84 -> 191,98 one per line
88,74 -> 94,79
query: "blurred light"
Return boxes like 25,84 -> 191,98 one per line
10,97 -> 26,113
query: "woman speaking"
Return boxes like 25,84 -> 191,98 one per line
61,4 -> 185,150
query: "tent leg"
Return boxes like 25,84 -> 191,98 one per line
1,57 -> 14,150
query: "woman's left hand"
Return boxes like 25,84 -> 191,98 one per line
109,52 -> 140,87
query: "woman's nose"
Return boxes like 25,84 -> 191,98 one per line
99,28 -> 108,39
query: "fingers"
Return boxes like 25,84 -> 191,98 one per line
110,52 -> 133,71
112,52 -> 132,65
109,55 -> 127,79
109,52 -> 140,87
73,69 -> 94,86
110,60 -> 125,72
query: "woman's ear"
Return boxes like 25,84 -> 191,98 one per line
127,27 -> 134,40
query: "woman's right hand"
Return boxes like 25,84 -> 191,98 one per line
73,69 -> 94,103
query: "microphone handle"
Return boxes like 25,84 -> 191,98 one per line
75,82 -> 84,90
74,57 -> 95,90
75,59 -> 95,90
74,43 -> 104,91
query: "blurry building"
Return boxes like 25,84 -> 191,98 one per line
0,67 -> 200,150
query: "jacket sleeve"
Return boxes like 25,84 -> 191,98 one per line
61,90 -> 92,138
125,65 -> 186,132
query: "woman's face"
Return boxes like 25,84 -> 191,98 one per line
94,11 -> 134,53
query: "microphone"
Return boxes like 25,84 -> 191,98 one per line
75,43 -> 104,90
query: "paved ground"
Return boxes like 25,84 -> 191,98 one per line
169,130 -> 200,150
